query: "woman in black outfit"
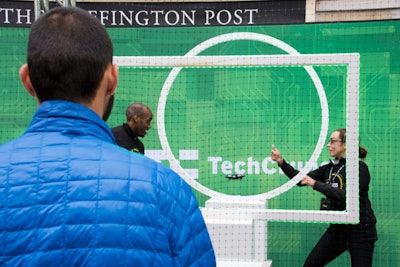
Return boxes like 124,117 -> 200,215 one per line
270,128 -> 377,267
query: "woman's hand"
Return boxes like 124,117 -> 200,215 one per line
301,175 -> 316,187
271,144 -> 284,165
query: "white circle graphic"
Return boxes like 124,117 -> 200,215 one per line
157,32 -> 329,201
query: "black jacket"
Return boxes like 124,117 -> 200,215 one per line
279,158 -> 377,241
111,123 -> 144,154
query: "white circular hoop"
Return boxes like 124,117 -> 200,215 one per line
157,32 -> 329,201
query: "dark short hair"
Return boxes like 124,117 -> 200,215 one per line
27,7 -> 113,103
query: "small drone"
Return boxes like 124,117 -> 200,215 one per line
226,174 -> 245,180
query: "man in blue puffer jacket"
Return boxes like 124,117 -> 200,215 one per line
0,6 -> 216,267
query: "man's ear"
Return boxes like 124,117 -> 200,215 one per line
19,64 -> 36,97
106,64 -> 118,96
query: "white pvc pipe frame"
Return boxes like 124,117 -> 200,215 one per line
114,32 -> 359,223
34,0 -> 77,20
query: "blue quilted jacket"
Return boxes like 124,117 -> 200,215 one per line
0,101 -> 216,267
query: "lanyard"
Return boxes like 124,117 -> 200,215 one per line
328,164 -> 345,184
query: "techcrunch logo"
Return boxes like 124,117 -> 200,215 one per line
207,156 -> 328,177
146,149 -> 328,179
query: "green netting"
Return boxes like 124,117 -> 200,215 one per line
1,2 -> 399,266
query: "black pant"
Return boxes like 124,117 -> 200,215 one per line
303,228 -> 376,267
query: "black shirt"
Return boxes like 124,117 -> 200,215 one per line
111,123 -> 144,154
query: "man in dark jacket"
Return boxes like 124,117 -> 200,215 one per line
112,102 -> 153,154
0,6 -> 215,267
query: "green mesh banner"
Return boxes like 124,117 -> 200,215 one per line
1,13 -> 399,267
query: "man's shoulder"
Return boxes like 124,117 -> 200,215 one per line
0,139 -> 17,160
104,143 -> 169,172
111,125 -> 127,139
111,124 -> 123,132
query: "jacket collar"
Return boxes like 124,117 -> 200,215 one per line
122,123 -> 139,140
26,100 -> 116,144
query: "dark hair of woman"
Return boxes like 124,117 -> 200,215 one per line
335,128 -> 368,159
